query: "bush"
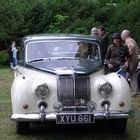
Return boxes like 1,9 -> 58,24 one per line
0,50 -> 9,66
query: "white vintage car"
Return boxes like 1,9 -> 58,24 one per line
11,34 -> 134,134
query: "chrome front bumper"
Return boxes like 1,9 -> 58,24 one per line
11,110 -> 135,122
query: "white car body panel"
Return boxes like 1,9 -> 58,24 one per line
11,66 -> 131,114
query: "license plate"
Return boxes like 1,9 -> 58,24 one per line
56,113 -> 94,124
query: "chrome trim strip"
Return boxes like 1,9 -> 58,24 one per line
11,110 -> 135,122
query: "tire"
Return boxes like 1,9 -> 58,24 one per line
108,119 -> 127,134
16,121 -> 30,134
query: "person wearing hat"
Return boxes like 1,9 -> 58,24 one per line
105,32 -> 130,73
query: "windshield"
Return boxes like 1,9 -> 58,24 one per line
26,40 -> 101,62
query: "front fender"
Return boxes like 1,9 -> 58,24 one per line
90,73 -> 131,111
11,67 -> 57,114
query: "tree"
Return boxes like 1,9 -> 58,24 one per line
0,0 -> 140,51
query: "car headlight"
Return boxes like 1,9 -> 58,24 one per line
35,84 -> 49,99
98,82 -> 112,98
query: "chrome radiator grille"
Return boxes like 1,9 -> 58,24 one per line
57,76 -> 90,106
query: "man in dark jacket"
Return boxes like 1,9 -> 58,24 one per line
98,25 -> 109,60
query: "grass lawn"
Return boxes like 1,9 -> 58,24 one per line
0,67 -> 140,140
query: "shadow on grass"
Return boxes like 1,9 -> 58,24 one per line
18,121 -> 127,140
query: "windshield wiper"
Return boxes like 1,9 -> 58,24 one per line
54,57 -> 75,60
28,58 -> 47,63
28,57 -> 80,63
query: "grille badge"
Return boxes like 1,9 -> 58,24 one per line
74,99 -> 85,106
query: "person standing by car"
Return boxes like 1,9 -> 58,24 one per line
121,30 -> 139,97
105,32 -> 129,74
11,41 -> 18,68
7,44 -> 13,68
97,25 -> 109,60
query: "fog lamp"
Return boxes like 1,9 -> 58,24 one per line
53,102 -> 63,112
35,84 -> 49,99
87,101 -> 97,112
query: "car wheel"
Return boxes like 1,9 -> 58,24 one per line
137,70 -> 140,91
16,121 -> 30,134
108,119 -> 127,134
